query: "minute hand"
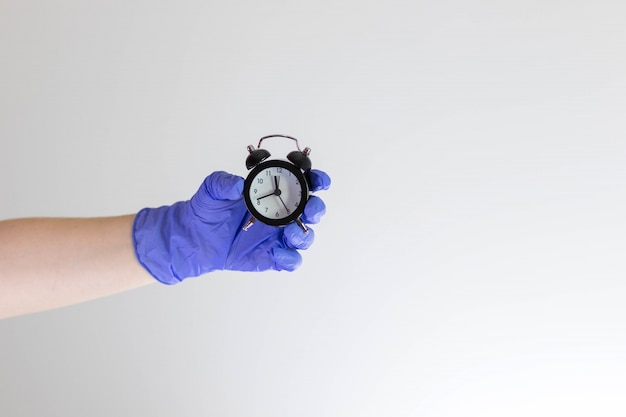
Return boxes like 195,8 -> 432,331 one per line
277,194 -> 290,213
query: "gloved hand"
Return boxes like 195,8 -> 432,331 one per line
132,169 -> 331,284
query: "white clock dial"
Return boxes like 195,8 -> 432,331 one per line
249,167 -> 302,219
243,160 -> 309,227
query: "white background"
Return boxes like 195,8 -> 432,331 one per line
1,1 -> 625,416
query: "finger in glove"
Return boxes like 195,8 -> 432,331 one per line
272,247 -> 303,271
302,195 -> 326,224
283,222 -> 315,250
308,169 -> 331,192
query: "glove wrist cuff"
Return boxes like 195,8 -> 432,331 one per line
133,207 -> 183,285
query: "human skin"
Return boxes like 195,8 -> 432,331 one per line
0,215 -> 154,319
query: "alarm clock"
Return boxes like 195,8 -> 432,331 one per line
242,134 -> 312,233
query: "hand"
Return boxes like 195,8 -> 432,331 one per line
132,169 -> 331,284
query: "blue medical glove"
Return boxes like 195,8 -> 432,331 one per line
132,169 -> 331,284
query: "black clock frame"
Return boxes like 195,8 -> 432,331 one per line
243,159 -> 310,227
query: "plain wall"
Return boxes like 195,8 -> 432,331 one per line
1,1 -> 625,416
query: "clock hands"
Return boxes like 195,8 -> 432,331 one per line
256,191 -> 275,201
277,195 -> 290,213
274,176 -> 291,214
256,176 -> 291,214
257,176 -> 282,201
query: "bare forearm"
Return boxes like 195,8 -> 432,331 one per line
0,215 -> 154,319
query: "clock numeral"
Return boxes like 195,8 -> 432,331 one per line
277,167 -> 283,173
265,207 -> 269,213
275,212 -> 280,217
257,200 -> 261,206
254,188 -> 258,194
257,178 -> 263,184
265,170 -> 272,176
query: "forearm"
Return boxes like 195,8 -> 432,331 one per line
0,215 -> 154,319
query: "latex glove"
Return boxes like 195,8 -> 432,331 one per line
133,169 -> 331,284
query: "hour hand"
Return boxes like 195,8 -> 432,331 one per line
256,191 -> 275,201
274,175 -> 280,191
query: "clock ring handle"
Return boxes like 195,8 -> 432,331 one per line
257,134 -> 311,155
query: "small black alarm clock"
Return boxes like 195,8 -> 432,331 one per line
242,134 -> 312,233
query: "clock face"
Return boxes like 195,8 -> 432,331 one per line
243,160 -> 309,226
